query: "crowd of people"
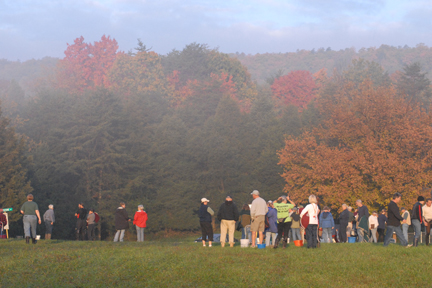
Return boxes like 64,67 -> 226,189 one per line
199,191 -> 432,248
15,191 -> 432,247
19,194 -> 148,243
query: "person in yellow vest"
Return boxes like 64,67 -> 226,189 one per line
401,207 -> 411,244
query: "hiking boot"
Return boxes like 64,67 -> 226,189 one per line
414,238 -> 419,247
32,238 -> 37,244
25,237 -> 30,244
283,240 -> 287,248
230,243 -> 234,248
273,239 -> 279,249
221,242 -> 225,248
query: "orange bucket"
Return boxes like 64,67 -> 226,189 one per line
294,240 -> 303,247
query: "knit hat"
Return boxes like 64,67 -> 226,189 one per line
418,196 -> 425,201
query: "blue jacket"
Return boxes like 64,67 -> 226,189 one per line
266,207 -> 278,233
319,212 -> 335,228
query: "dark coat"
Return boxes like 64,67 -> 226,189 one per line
217,201 -> 239,221
339,209 -> 350,224
115,207 -> 129,230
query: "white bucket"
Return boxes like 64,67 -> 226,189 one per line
36,235 -> 40,240
240,239 -> 249,248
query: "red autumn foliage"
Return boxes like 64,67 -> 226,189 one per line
55,35 -> 120,94
271,70 -> 317,109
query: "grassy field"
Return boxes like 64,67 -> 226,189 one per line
1,235 -> 430,288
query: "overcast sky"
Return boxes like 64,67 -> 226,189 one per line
1,0 -> 431,61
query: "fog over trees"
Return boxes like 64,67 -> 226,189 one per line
1,37 -> 432,239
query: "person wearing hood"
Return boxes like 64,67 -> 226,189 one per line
217,196 -> 239,247
114,202 -> 130,242
319,206 -> 335,243
198,198 -> 214,247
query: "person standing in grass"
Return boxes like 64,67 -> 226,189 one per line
401,207 -> 411,243
20,194 -> 42,244
43,204 -> 55,240
346,206 -> 354,239
383,193 -> 411,247
291,207 -> 301,242
368,211 -> 379,243
272,196 -> 295,248
114,202 -> 130,242
238,204 -> 251,242
300,195 -> 320,249
133,205 -> 148,242
217,196 -> 239,248
319,206 -> 334,243
87,209 -> 96,241
377,209 -> 387,242
75,203 -> 87,241
422,198 -> 432,246
250,190 -> 268,248
355,200 -> 369,243
198,199 -> 213,247
338,204 -> 349,243
411,196 -> 424,247
265,201 -> 278,247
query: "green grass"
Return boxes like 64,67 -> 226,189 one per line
1,236 -> 430,288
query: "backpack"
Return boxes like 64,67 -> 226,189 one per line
94,212 -> 100,223
265,215 -> 270,229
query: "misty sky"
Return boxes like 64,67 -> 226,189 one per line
1,0 -> 431,61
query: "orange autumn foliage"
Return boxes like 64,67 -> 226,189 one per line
279,79 -> 432,211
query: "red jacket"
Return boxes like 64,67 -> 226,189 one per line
133,211 -> 148,228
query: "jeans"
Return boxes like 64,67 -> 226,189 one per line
321,227 -> 332,243
412,219 -> 421,240
265,232 -> 277,246
88,224 -> 95,241
384,225 -> 408,247
291,228 -> 301,241
401,223 -> 409,243
23,215 -> 37,238
114,229 -> 125,242
370,228 -> 377,243
241,225 -> 251,241
136,226 -> 145,242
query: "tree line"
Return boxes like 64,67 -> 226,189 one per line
0,36 -> 431,239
